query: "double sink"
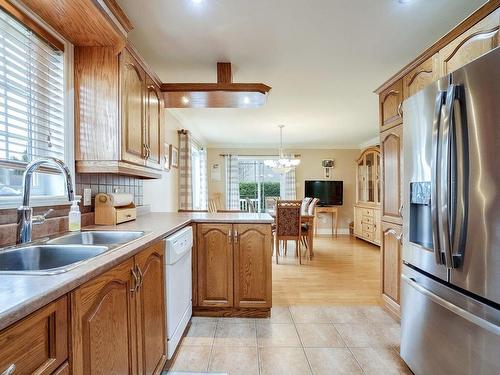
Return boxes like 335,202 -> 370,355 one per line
0,231 -> 146,275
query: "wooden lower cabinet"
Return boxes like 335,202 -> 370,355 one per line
381,221 -> 403,315
353,205 -> 381,246
0,297 -> 68,375
52,362 -> 70,375
195,222 -> 272,316
71,242 -> 166,375
233,224 -> 272,308
380,125 -> 403,225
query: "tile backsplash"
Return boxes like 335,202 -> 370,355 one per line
76,173 -> 144,206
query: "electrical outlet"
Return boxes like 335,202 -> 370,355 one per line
83,188 -> 92,206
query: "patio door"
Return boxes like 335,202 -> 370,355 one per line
238,159 -> 281,212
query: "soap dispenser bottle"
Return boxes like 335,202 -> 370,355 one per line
69,200 -> 81,232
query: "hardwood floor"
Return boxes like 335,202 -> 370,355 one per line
273,235 -> 382,306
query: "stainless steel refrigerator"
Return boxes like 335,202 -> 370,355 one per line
401,46 -> 500,375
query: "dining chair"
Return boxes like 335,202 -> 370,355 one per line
301,198 -> 319,257
300,197 -> 312,216
245,198 -> 256,213
275,200 -> 302,265
265,196 -> 279,213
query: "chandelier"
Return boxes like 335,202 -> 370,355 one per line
264,125 -> 300,174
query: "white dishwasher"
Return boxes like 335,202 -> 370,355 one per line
164,226 -> 193,359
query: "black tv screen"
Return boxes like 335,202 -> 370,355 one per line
304,180 -> 343,206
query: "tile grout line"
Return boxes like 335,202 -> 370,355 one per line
206,318 -> 219,373
289,305 -> 315,375
331,322 -> 367,375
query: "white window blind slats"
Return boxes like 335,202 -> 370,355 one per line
0,7 -> 64,168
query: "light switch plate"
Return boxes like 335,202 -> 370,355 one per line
83,188 -> 92,206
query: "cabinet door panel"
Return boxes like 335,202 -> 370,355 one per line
439,9 -> 499,77
381,125 -> 403,225
403,56 -> 437,100
145,76 -> 163,170
379,80 -> 403,131
234,224 -> 272,308
71,259 -> 137,375
0,297 -> 68,375
381,222 -> 402,303
353,207 -> 362,236
197,224 -> 233,307
135,242 -> 166,375
121,48 -> 145,166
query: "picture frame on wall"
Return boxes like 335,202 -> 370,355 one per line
163,143 -> 171,171
171,145 -> 179,168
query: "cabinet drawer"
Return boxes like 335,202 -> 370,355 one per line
363,231 -> 374,241
362,215 -> 374,224
362,223 -> 374,233
0,297 -> 68,375
363,208 -> 374,217
116,207 -> 137,223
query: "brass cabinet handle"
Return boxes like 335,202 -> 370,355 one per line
228,229 -> 232,244
399,204 -> 403,218
234,229 -> 238,243
130,267 -> 139,293
1,364 -> 15,375
397,101 -> 403,117
136,265 -> 144,288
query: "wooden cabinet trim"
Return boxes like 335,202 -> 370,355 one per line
381,222 -> 402,305
380,126 -> 403,225
443,25 -> 499,63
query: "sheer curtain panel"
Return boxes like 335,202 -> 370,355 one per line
224,154 -> 240,210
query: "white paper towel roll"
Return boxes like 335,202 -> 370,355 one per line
108,193 -> 133,207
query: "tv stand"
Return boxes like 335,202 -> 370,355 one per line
313,206 -> 338,237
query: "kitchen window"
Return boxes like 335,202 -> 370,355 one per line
191,142 -> 207,210
0,4 -> 73,208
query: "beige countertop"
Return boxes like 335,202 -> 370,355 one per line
0,212 -> 273,331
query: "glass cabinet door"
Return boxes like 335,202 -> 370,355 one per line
358,158 -> 366,202
366,152 -> 374,203
376,153 -> 381,204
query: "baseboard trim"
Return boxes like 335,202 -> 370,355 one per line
315,228 -> 349,235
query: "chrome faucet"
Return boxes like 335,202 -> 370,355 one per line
16,157 -> 75,244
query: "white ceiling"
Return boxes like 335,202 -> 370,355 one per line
118,0 -> 486,148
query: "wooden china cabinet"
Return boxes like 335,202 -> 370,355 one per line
353,147 -> 381,246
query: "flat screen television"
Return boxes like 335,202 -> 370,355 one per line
304,180 -> 343,206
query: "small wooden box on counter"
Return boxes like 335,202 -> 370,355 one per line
94,193 -> 137,225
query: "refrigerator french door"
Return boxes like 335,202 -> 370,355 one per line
401,47 -> 500,375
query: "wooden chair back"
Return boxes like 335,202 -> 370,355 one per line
275,200 -> 302,239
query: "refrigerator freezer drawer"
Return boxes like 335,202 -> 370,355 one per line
400,268 -> 500,375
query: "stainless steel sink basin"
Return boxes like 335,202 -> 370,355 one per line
47,231 -> 145,246
0,245 -> 109,275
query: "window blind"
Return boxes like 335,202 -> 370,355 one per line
0,7 -> 64,166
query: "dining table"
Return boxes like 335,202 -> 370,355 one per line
268,210 -> 316,260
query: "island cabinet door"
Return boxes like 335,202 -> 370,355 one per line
71,258 -> 138,375
197,223 -> 234,307
135,242 -> 166,375
233,224 -> 272,308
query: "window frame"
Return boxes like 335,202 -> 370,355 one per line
0,0 -> 75,209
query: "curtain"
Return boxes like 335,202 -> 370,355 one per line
282,169 -> 297,200
199,149 -> 208,210
178,130 -> 192,210
224,155 -> 240,210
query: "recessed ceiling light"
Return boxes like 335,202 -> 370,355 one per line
243,96 -> 250,105
181,96 -> 190,104
192,0 -> 203,4
398,0 -> 412,3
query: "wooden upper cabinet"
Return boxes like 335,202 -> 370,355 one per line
381,221 -> 402,304
121,48 -> 146,166
0,297 -> 68,375
71,258 -> 138,375
403,56 -> 438,100
381,125 -> 403,225
145,76 -> 164,170
379,79 -> 403,131
438,9 -> 499,77
197,223 -> 234,307
135,242 -> 166,375
233,224 -> 272,308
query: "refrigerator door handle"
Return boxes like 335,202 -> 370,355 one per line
431,90 -> 445,265
402,274 -> 500,335
440,85 -> 456,269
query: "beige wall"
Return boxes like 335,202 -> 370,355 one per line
143,111 -> 180,212
207,147 -> 360,233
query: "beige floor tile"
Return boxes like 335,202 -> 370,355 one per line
256,306 -> 293,324
181,322 -> 216,346
209,346 -> 259,375
214,322 -> 257,347
362,306 -> 398,324
334,323 -> 384,348
295,323 -> 345,348
289,305 -> 331,323
351,347 -> 412,375
305,348 -> 363,375
257,323 -> 301,347
324,306 -> 369,324
218,317 -> 256,325
373,322 -> 401,349
259,347 -> 312,375
190,316 -> 219,324
167,345 -> 211,373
